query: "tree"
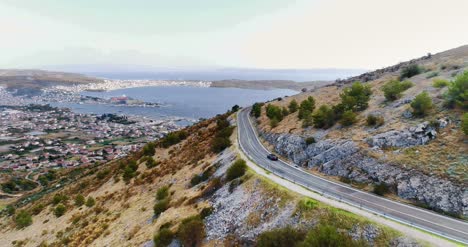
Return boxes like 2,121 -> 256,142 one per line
231,104 -> 240,112
288,100 -> 299,113
312,105 -> 336,129
411,92 -> 433,117
381,80 -> 413,101
266,104 -> 284,121
154,198 -> 170,216
74,194 -> 85,207
156,186 -> 169,200
251,103 -> 264,118
145,157 -> 158,169
298,97 -> 316,119
226,159 -> 247,181
445,70 -> 468,109
178,216 -> 205,247
85,197 -> 96,207
15,210 -> 32,228
54,204 -> 66,217
462,113 -> 468,135
339,82 -> 372,111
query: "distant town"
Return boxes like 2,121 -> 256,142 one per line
0,104 -> 179,173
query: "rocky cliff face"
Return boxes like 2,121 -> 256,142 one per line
259,121 -> 468,218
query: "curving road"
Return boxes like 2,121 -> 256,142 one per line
237,108 -> 468,245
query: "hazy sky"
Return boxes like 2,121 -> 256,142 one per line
1,0 -> 467,70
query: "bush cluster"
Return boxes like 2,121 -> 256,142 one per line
52,193 -> 69,205
339,110 -> 357,127
411,92 -> 433,117
74,194 -> 85,207
15,210 -> 32,229
311,105 -> 336,129
145,157 -> 159,169
120,160 -> 139,182
433,78 -> 450,88
256,227 -> 306,247
154,186 -> 171,216
366,114 -> 384,127
190,166 -> 215,187
400,64 -> 422,80
85,197 -> 96,207
381,79 -> 413,101
445,70 -> 468,109
226,159 -> 247,181
338,82 -> 372,112
54,204 -> 66,217
177,216 -> 205,247
211,117 -> 234,153
373,183 -> 390,196
142,142 -> 156,156
154,227 -> 174,247
160,130 -> 188,148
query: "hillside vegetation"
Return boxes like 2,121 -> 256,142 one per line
253,45 -> 468,218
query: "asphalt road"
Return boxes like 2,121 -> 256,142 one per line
237,108 -> 468,244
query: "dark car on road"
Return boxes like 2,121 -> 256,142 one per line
267,154 -> 278,161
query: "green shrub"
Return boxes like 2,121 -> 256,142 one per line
252,103 -> 264,118
312,105 -> 336,129
301,114 -> 314,128
15,210 -> 32,229
200,206 -> 214,219
411,92 -> 433,117
226,159 -> 247,181
6,205 -> 15,216
190,166 -> 215,187
432,78 -> 450,88
122,161 -> 139,182
154,228 -> 174,247
160,130 -> 188,148
211,136 -> 232,153
54,204 -> 66,217
257,227 -> 306,247
266,104 -> 284,121
288,100 -> 299,113
154,198 -> 170,216
177,216 -> 205,247
381,79 -> 413,101
145,157 -> 158,169
462,113 -> 468,135
282,107 -> 289,117
426,71 -> 439,79
445,70 -> 468,109
339,110 -> 357,126
74,194 -> 85,207
373,183 -> 390,196
31,203 -> 45,215
366,115 -> 384,127
298,224 -> 361,247
270,118 -> 279,128
400,64 -> 422,79
339,82 -> 372,111
305,137 -> 316,145
142,142 -> 156,156
52,194 -> 69,205
298,97 -> 316,119
96,169 -> 110,180
231,104 -> 240,112
85,197 -> 96,207
156,186 -> 170,200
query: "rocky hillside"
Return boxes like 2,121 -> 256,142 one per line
254,45 -> 468,218
0,110 -> 424,246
